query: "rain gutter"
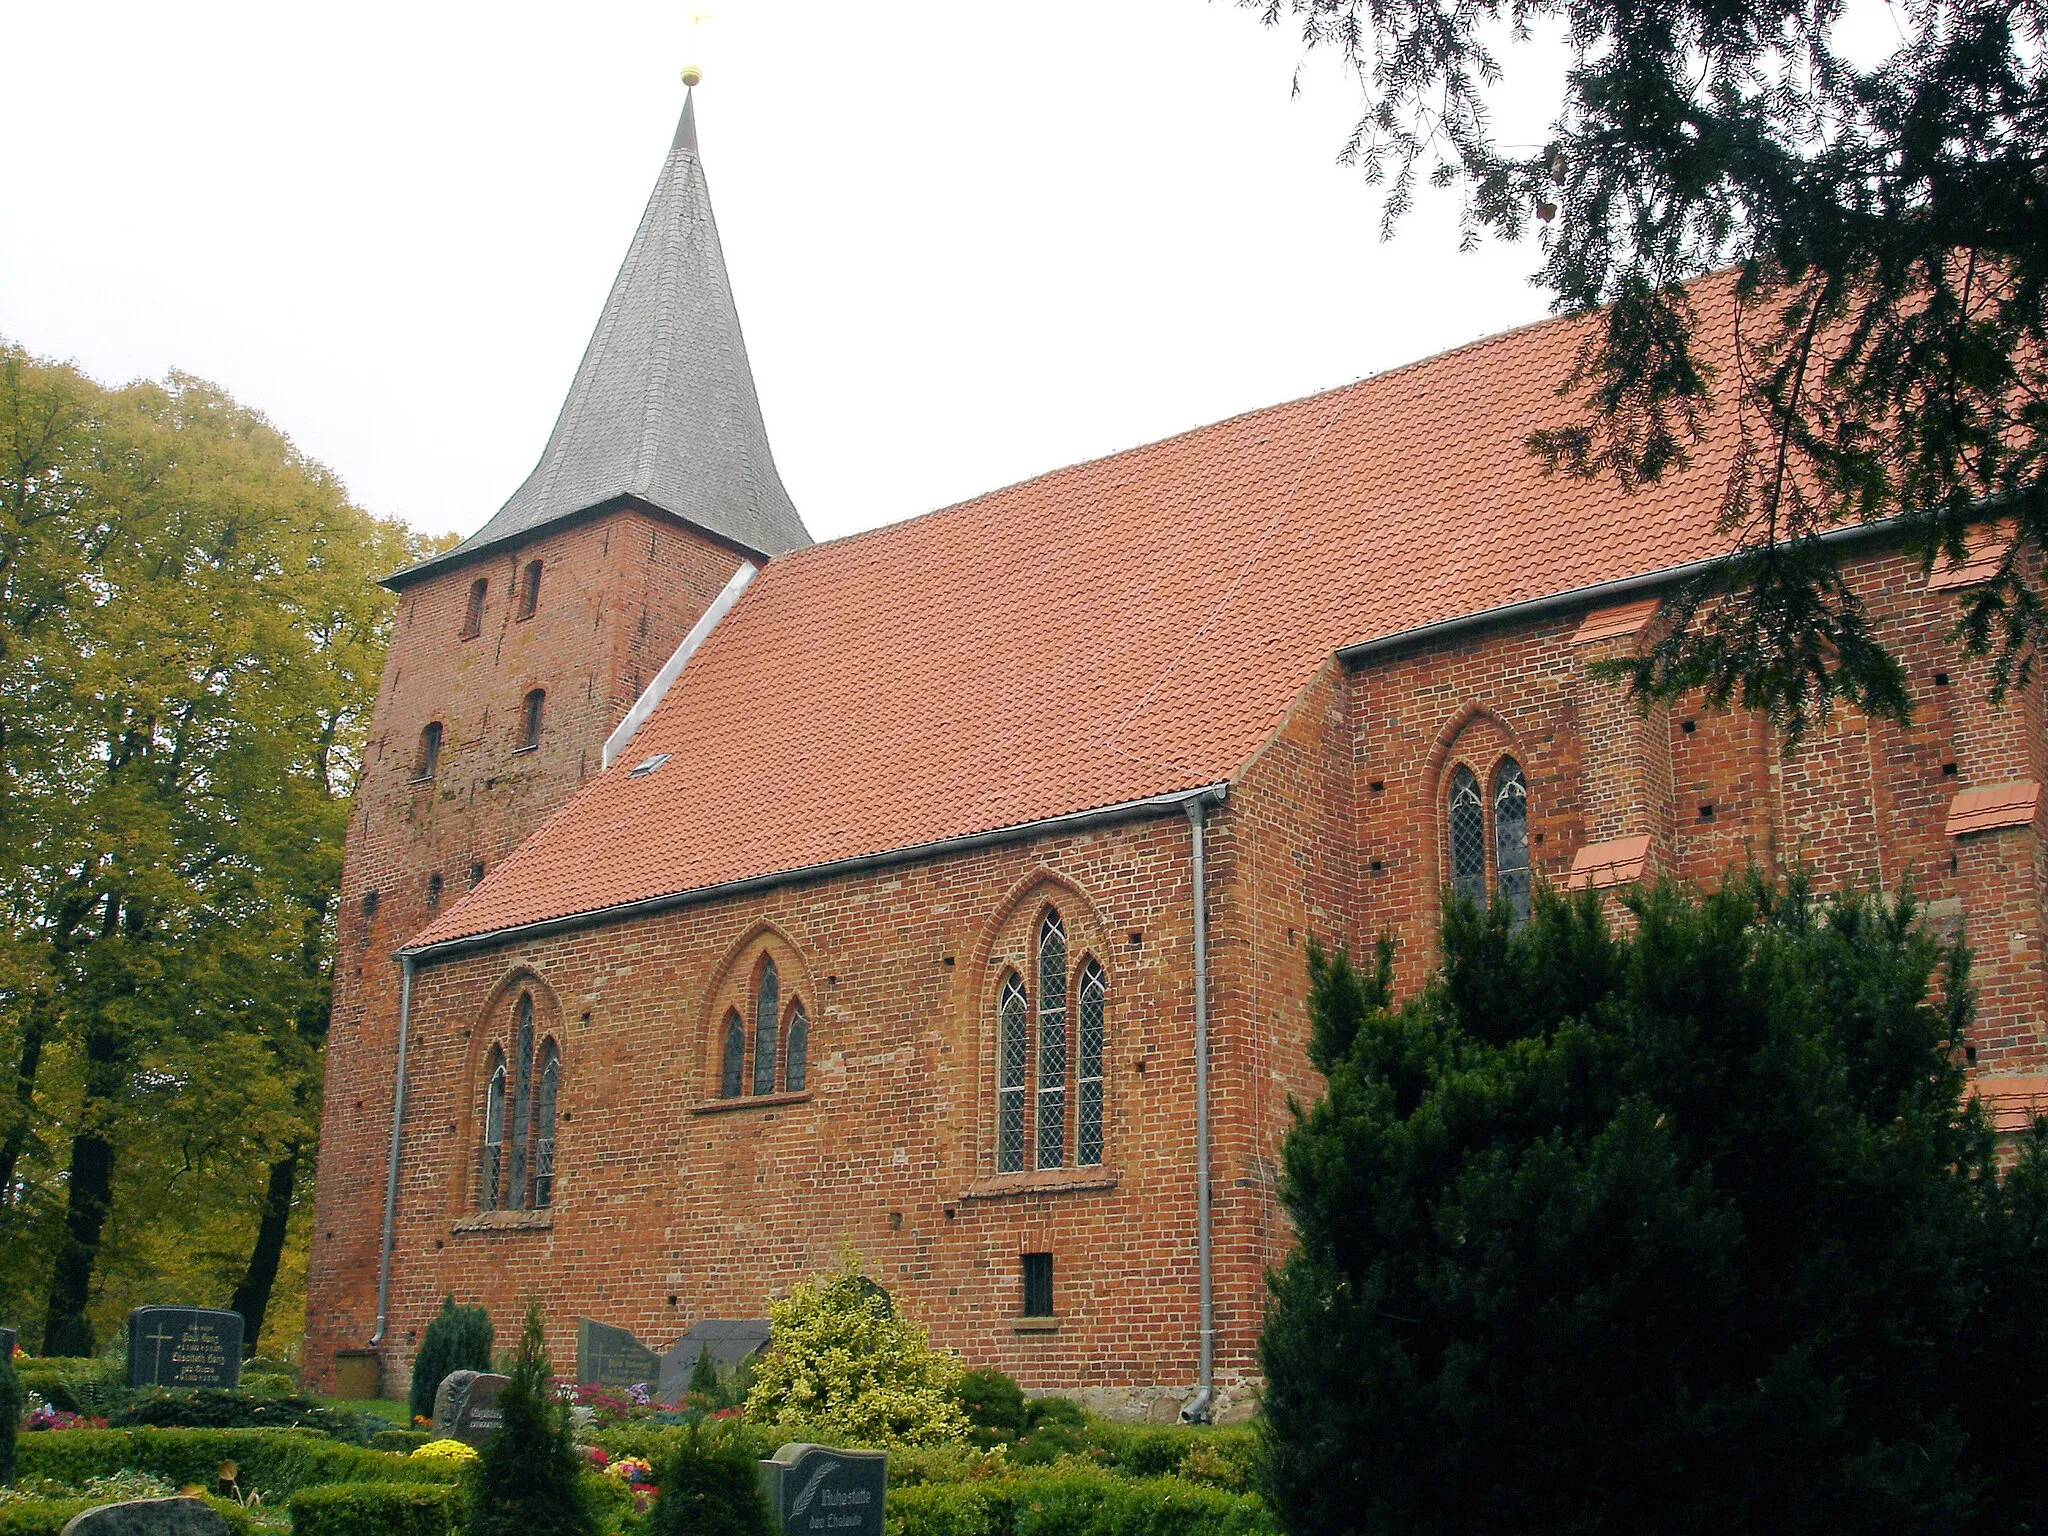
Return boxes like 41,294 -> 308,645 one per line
368,952 -> 415,1350
1179,796 -> 1215,1424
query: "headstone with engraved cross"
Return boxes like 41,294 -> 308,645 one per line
126,1307 -> 242,1390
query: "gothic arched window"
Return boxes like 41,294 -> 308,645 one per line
416,721 -> 442,781
531,1039 -> 560,1208
506,993 -> 535,1208
519,689 -> 545,752
462,577 -> 487,639
753,959 -> 780,1096
481,1046 -> 506,1209
1493,757 -> 1531,923
1076,959 -> 1106,1167
1035,910 -> 1068,1170
1448,764 -> 1487,908
519,560 -> 543,620
996,973 -> 1029,1173
784,1002 -> 809,1093
721,1009 -> 746,1099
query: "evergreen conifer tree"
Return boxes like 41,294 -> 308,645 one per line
646,1422 -> 771,1536
410,1296 -> 493,1424
687,1346 -> 718,1401
1261,878 -> 2048,1535
466,1301 -> 594,1536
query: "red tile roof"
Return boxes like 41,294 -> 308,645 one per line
1944,780 -> 2041,837
413,282 -> 1762,949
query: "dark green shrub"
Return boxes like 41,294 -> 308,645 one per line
0,1346 -> 21,1483
1006,1470 -> 1273,1534
685,1348 -> 717,1402
0,1496 -> 260,1536
1008,1398 -> 1088,1466
290,1482 -> 467,1536
110,1388 -> 363,1441
410,1298 -> 493,1426
1076,1422 -> 1258,1488
371,1430 -> 435,1454
1021,1397 -> 1082,1432
14,1361 -> 124,1418
645,1422 -> 771,1536
952,1369 -> 1027,1447
16,1428 -> 461,1497
466,1302 -> 595,1536
882,1481 -> 1007,1536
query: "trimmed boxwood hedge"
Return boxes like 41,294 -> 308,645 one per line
15,1430 -> 461,1499
288,1482 -> 467,1536
0,1496 -> 261,1536
884,1471 -> 1274,1536
367,1432 -> 433,1455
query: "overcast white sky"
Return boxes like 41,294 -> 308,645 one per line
1,1 -> 1569,546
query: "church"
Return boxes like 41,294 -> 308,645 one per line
305,86 -> 2048,1422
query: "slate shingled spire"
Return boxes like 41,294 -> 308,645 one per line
389,82 -> 808,587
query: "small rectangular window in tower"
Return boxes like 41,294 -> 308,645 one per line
519,689 -> 545,751
415,721 -> 442,781
519,560 -> 542,620
1021,1252 -> 1054,1318
461,578 -> 487,639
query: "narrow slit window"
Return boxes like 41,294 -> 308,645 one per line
784,1001 -> 809,1093
506,994 -> 534,1209
425,872 -> 443,907
1448,764 -> 1487,908
753,960 -> 780,1095
519,689 -> 545,751
531,1039 -> 559,1208
462,578 -> 487,639
996,973 -> 1028,1173
481,1046 -> 506,1210
1021,1252 -> 1054,1318
416,721 -> 442,781
1076,960 -> 1105,1167
720,1009 -> 746,1099
1493,758 -> 1531,923
519,560 -> 543,620
1036,910 -> 1068,1170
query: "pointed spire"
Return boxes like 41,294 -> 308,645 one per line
390,71 -> 809,588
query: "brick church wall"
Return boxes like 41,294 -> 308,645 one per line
306,508 -> 747,1388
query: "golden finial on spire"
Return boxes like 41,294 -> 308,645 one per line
680,65 -> 703,88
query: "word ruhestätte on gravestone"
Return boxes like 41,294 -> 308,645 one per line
759,1444 -> 886,1536
60,1498 -> 229,1536
573,1317 -> 659,1389
432,1369 -> 511,1447
126,1308 -> 242,1390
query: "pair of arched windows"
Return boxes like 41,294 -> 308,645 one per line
459,561 -> 541,638
481,992 -> 560,1210
997,909 -> 1106,1173
720,958 -> 809,1098
1448,756 -> 1531,921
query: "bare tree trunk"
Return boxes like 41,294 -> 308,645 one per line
0,1000 -> 51,1208
228,1143 -> 301,1357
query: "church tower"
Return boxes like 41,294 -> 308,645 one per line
306,81 -> 808,1390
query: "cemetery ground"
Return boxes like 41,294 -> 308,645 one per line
0,1272 -> 1267,1536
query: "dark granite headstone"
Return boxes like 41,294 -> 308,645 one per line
431,1369 -> 510,1446
60,1497 -> 229,1536
656,1318 -> 771,1403
126,1308 -> 242,1389
758,1444 -> 886,1536
574,1317 -> 658,1389
0,1325 -> 16,1361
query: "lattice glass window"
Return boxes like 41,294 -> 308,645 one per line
753,959 -> 780,1096
997,973 -> 1028,1173
720,1009 -> 746,1098
1076,960 -> 1105,1167
1494,757 -> 1531,924
480,1046 -> 506,1210
1036,910 -> 1068,1170
531,1039 -> 559,1208
1448,764 -> 1487,907
507,994 -> 534,1209
784,1002 -> 809,1092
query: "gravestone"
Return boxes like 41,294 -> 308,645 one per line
758,1444 -> 887,1536
0,1325 -> 16,1360
656,1318 -> 771,1403
573,1317 -> 658,1389
60,1498 -> 229,1536
126,1308 -> 242,1390
431,1369 -> 510,1446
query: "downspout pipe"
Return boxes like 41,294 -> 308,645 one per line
369,953 -> 415,1350
1180,794 -> 1216,1424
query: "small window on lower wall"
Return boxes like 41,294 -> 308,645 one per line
1021,1252 -> 1054,1318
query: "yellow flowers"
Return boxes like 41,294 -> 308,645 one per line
410,1438 -> 481,1464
